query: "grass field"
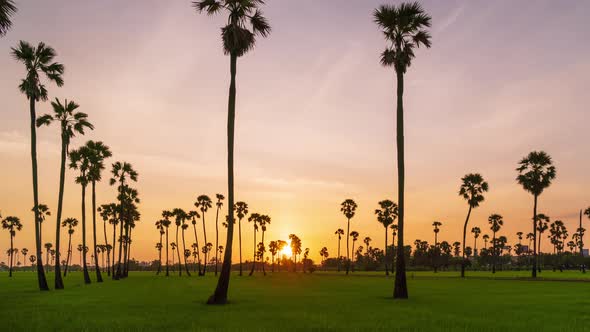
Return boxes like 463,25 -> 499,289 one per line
2,271 -> 590,331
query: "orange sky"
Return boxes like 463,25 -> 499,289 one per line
1,1 -> 589,263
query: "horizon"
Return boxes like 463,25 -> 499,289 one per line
1,0 -> 589,264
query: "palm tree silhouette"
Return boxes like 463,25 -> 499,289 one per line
187,210 -> 202,274
195,195 -> 212,275
170,242 -> 177,271
44,242 -> 53,272
213,194 -> 224,276
259,215 -> 271,275
536,213 -> 550,273
194,0 -> 271,305
375,200 -> 398,275
160,215 -> 172,276
268,241 -> 278,272
98,203 -> 117,277
61,217 -> 78,276
2,215 -> 22,277
482,234 -> 490,250
334,228 -> 344,272
488,214 -> 504,274
390,224 -> 398,273
248,213 -> 261,276
349,231 -> 359,272
21,248 -> 28,271
12,40 -> 64,291
459,173 -> 488,277
340,199 -> 357,275
0,0 -> 16,36
172,208 -> 186,276
374,2 -> 432,299
471,227 -> 481,256
155,220 -> 164,275
432,221 -> 442,247
289,234 -> 302,272
516,151 -> 556,278
37,98 -> 93,288
179,209 -> 192,276
234,201 -> 249,276
32,204 -> 51,254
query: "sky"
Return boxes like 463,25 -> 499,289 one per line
1,0 -> 589,264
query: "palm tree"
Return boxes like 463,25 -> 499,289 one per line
37,98 -> 93,288
536,213 -> 550,273
432,221 -> 442,246
458,173 -> 489,277
289,234 -> 302,272
109,161 -> 138,279
234,201 -> 249,276
471,227 -> 481,256
21,248 -> 28,270
171,208 -> 186,276
390,224 -> 398,273
213,194 -> 224,276
268,241 -> 278,272
374,2 -> 432,299
98,203 -> 117,276
349,231 -> 359,272
61,217 -> 78,276
259,215 -> 270,275
13,40 -> 64,291
170,242 -> 177,270
516,232 -> 523,245
363,237 -> 372,252
248,213 -> 261,276
488,214 -> 504,274
44,242 -> 52,271
194,0 -> 271,305
340,199 -> 358,275
516,151 -> 557,278
33,204 -> 51,253
178,210 -> 192,276
0,0 -> 16,36
375,199 -> 398,275
2,215 -> 22,277
155,220 -> 164,275
526,232 -> 534,251
161,215 -> 172,276
334,228 -> 344,272
187,210 -> 202,274
195,195 -> 212,275
482,234 -> 490,250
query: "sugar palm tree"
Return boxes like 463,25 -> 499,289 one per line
179,210 -> 192,276
213,194 -> 224,276
340,199 -> 357,275
349,231 -> 359,272
374,2 -> 432,299
390,224 -> 398,273
432,221 -> 442,246
516,151 -> 556,278
170,242 -> 177,270
482,234 -> 490,250
195,195 -> 212,275
44,242 -> 52,271
248,213 -> 261,276
2,215 -> 22,277
375,199 -> 398,275
234,201 -> 249,276
516,232 -> 523,245
98,203 -> 117,276
471,227 -> 481,256
110,162 -> 138,279
187,210 -> 202,274
334,228 -> 344,272
259,215 -> 270,275
61,217 -> 78,276
33,204 -> 51,252
160,215 -> 172,277
21,248 -> 28,270
363,237 -> 372,253
268,241 -> 278,272
488,214 -> 504,274
526,232 -> 534,250
37,98 -> 93,288
171,208 -> 186,276
155,220 -> 164,275
12,40 -> 64,291
0,0 -> 16,36
194,0 -> 271,305
536,213 -> 550,273
458,173 -> 489,277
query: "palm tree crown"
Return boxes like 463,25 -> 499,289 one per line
516,151 -> 557,196
11,41 -> 64,101
0,0 -> 17,37
36,98 -> 94,150
459,173 -> 489,208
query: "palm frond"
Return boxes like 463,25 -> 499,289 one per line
0,0 -> 17,37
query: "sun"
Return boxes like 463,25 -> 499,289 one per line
280,241 -> 291,257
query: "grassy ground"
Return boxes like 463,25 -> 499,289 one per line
1,271 -> 590,331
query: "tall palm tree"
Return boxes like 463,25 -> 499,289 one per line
2,215 -> 22,277
390,224 -> 398,273
195,195 -> 212,275
335,228 -> 344,272
471,227 -> 481,256
44,242 -> 53,271
187,210 -> 202,274
349,231 -> 359,272
12,40 -> 64,291
179,210 -> 192,276
234,201 -> 249,276
194,0 -> 271,305
214,194 -> 224,276
375,200 -> 398,275
85,141 -> 111,282
269,241 -> 278,272
98,203 -> 117,277
516,151 -> 557,278
155,220 -> 164,275
21,248 -> 29,270
37,99 -> 93,288
374,2 -> 432,299
340,199 -> 357,275
488,214 -> 504,274
259,215 -> 270,275
458,173 -> 488,277
432,221 -> 442,246
109,161 -> 138,279
61,217 -> 78,276
68,145 -> 94,284
482,234 -> 490,250
248,213 -> 261,276
172,208 -> 186,276
33,204 -> 51,253
161,215 -> 172,277
0,0 -> 16,37
536,213 -> 550,273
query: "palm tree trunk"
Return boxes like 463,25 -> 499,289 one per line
64,233 -> 72,276
351,241 -> 355,272
461,205 -> 472,278
532,194 -> 538,278
125,227 -> 132,277
261,230 -> 266,276
30,98 -> 49,291
182,229 -> 191,276
112,222 -> 117,280
165,229 -> 169,276
492,231 -> 497,274
103,216 -> 110,276
176,226 -> 182,276
385,228 -> 389,276
115,183 -> 125,280
538,232 -> 542,273
215,205 -> 220,276
192,224 -> 202,275
9,235 -> 13,277
91,181 -> 103,282
207,53 -> 237,305
393,70 -> 408,299
346,218 -> 350,275
81,183 -> 91,284
337,237 -> 341,272
53,134 -> 67,289
391,232 -> 396,274
249,227 -> 256,276
201,214 -> 208,275
239,218 -> 243,276
474,237 -> 478,257
157,232 -> 163,275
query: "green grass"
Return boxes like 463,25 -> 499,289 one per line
2,271 -> 590,331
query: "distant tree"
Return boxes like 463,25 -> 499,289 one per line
213,194 -> 224,276
187,210 -> 202,274
432,221 -> 442,246
319,247 -> 329,268
61,217 -> 78,276
269,241 -> 278,272
44,242 -> 53,271
21,248 -> 28,270
234,202 -> 249,276
259,215 -> 271,275
340,199 -> 358,275
536,213 -> 550,273
289,234 -> 302,272
471,227 -> 481,256
334,228 -> 344,272
375,199 -> 398,275
516,150 -> 556,278
349,231 -> 359,272
458,173 -> 488,277
452,242 -> 461,257
195,195 -> 212,275
488,214 -> 504,274
248,213 -> 261,276
2,215 -> 22,277
98,203 -> 118,276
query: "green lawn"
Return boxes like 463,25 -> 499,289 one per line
1,271 -> 590,331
